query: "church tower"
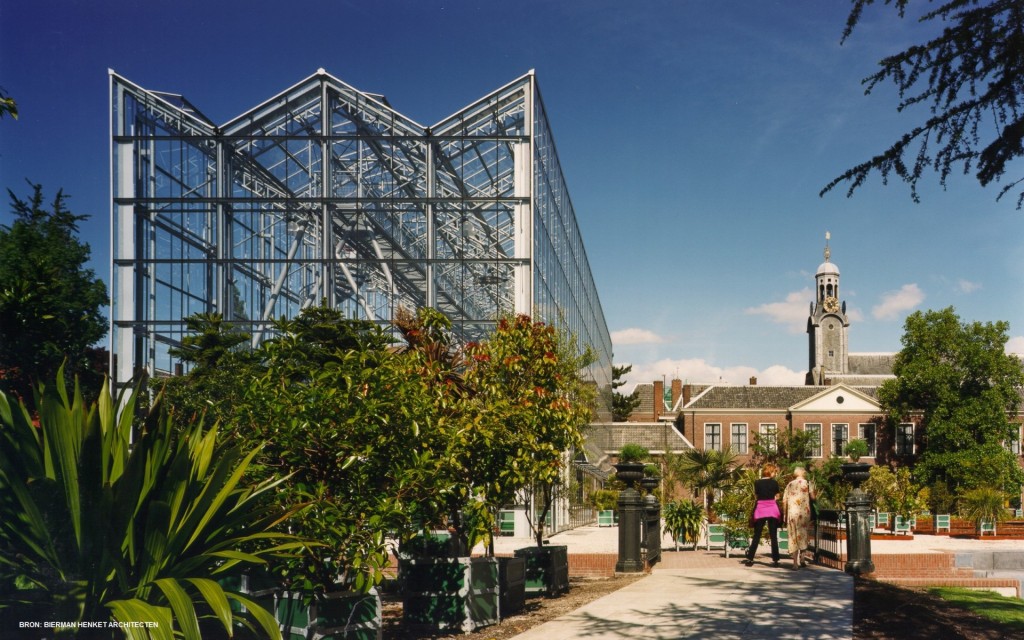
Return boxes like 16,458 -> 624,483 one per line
806,232 -> 850,385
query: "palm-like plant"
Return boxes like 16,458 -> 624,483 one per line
673,448 -> 743,518
663,500 -> 704,550
959,486 -> 1009,534
0,372 -> 306,639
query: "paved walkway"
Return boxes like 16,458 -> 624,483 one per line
511,564 -> 850,640
494,525 -> 1024,640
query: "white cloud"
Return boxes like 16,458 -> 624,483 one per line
872,284 -> 925,321
611,328 -> 665,345
744,288 -> 813,334
956,279 -> 982,294
1007,336 -> 1024,356
619,357 -> 804,390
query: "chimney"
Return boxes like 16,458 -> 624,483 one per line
653,379 -> 664,421
671,379 -> 682,409
683,384 -> 693,406
749,376 -> 757,386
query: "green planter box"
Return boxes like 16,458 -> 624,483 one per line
498,556 -> 526,617
216,569 -> 279,618
514,545 -> 569,597
277,589 -> 381,640
400,556 -> 499,633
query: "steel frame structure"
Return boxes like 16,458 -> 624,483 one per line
110,69 -> 611,417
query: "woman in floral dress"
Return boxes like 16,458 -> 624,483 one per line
782,466 -> 813,569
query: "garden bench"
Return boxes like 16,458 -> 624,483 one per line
706,523 -> 726,551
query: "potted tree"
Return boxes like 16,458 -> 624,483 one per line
959,486 -> 1009,536
640,463 -> 661,495
169,307 -> 445,639
841,439 -> 872,486
845,438 -> 870,462
592,488 -> 619,526
393,308 -> 503,632
615,444 -> 649,488
663,500 -> 704,550
462,315 -> 593,599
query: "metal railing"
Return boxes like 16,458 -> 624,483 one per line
812,508 -> 846,570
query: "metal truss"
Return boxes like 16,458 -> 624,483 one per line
110,69 -> 612,417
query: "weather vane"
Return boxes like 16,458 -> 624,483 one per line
824,231 -> 831,262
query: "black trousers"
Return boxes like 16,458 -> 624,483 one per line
746,517 -> 780,562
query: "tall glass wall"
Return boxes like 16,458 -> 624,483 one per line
110,69 -> 611,418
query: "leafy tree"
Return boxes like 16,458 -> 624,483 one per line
165,306 -> 442,594
463,314 -> 595,547
808,456 -> 849,510
0,185 -> 108,406
232,307 -> 439,593
611,364 -> 641,421
392,307 -> 478,551
749,426 -> 816,471
878,307 -> 1024,494
168,312 -> 250,370
164,313 -> 256,424
862,465 -> 927,520
825,1 -> 1024,207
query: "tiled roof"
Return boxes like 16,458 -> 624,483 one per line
586,422 -> 693,457
685,386 -> 822,410
632,383 -> 655,415
685,385 -> 885,410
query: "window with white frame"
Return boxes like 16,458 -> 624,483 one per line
760,423 -> 777,452
806,424 -> 822,458
859,423 -> 877,457
896,423 -> 915,455
705,423 -> 722,451
1004,425 -> 1021,455
731,423 -> 748,454
832,423 -> 849,457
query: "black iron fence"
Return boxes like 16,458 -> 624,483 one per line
812,508 -> 846,570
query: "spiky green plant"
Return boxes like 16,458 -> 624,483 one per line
0,372 -> 307,639
663,500 -> 704,550
958,486 -> 1010,534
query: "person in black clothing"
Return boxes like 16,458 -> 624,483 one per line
744,464 -> 781,566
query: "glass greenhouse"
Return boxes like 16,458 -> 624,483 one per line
110,69 -> 611,418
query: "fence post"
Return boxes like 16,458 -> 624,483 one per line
643,491 -> 661,565
613,463 -> 645,573
842,462 -> 875,575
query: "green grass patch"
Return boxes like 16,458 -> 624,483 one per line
928,587 -> 1024,631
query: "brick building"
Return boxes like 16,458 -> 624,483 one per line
615,236 -> 1023,475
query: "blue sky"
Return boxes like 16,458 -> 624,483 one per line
2,1 -> 1022,389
